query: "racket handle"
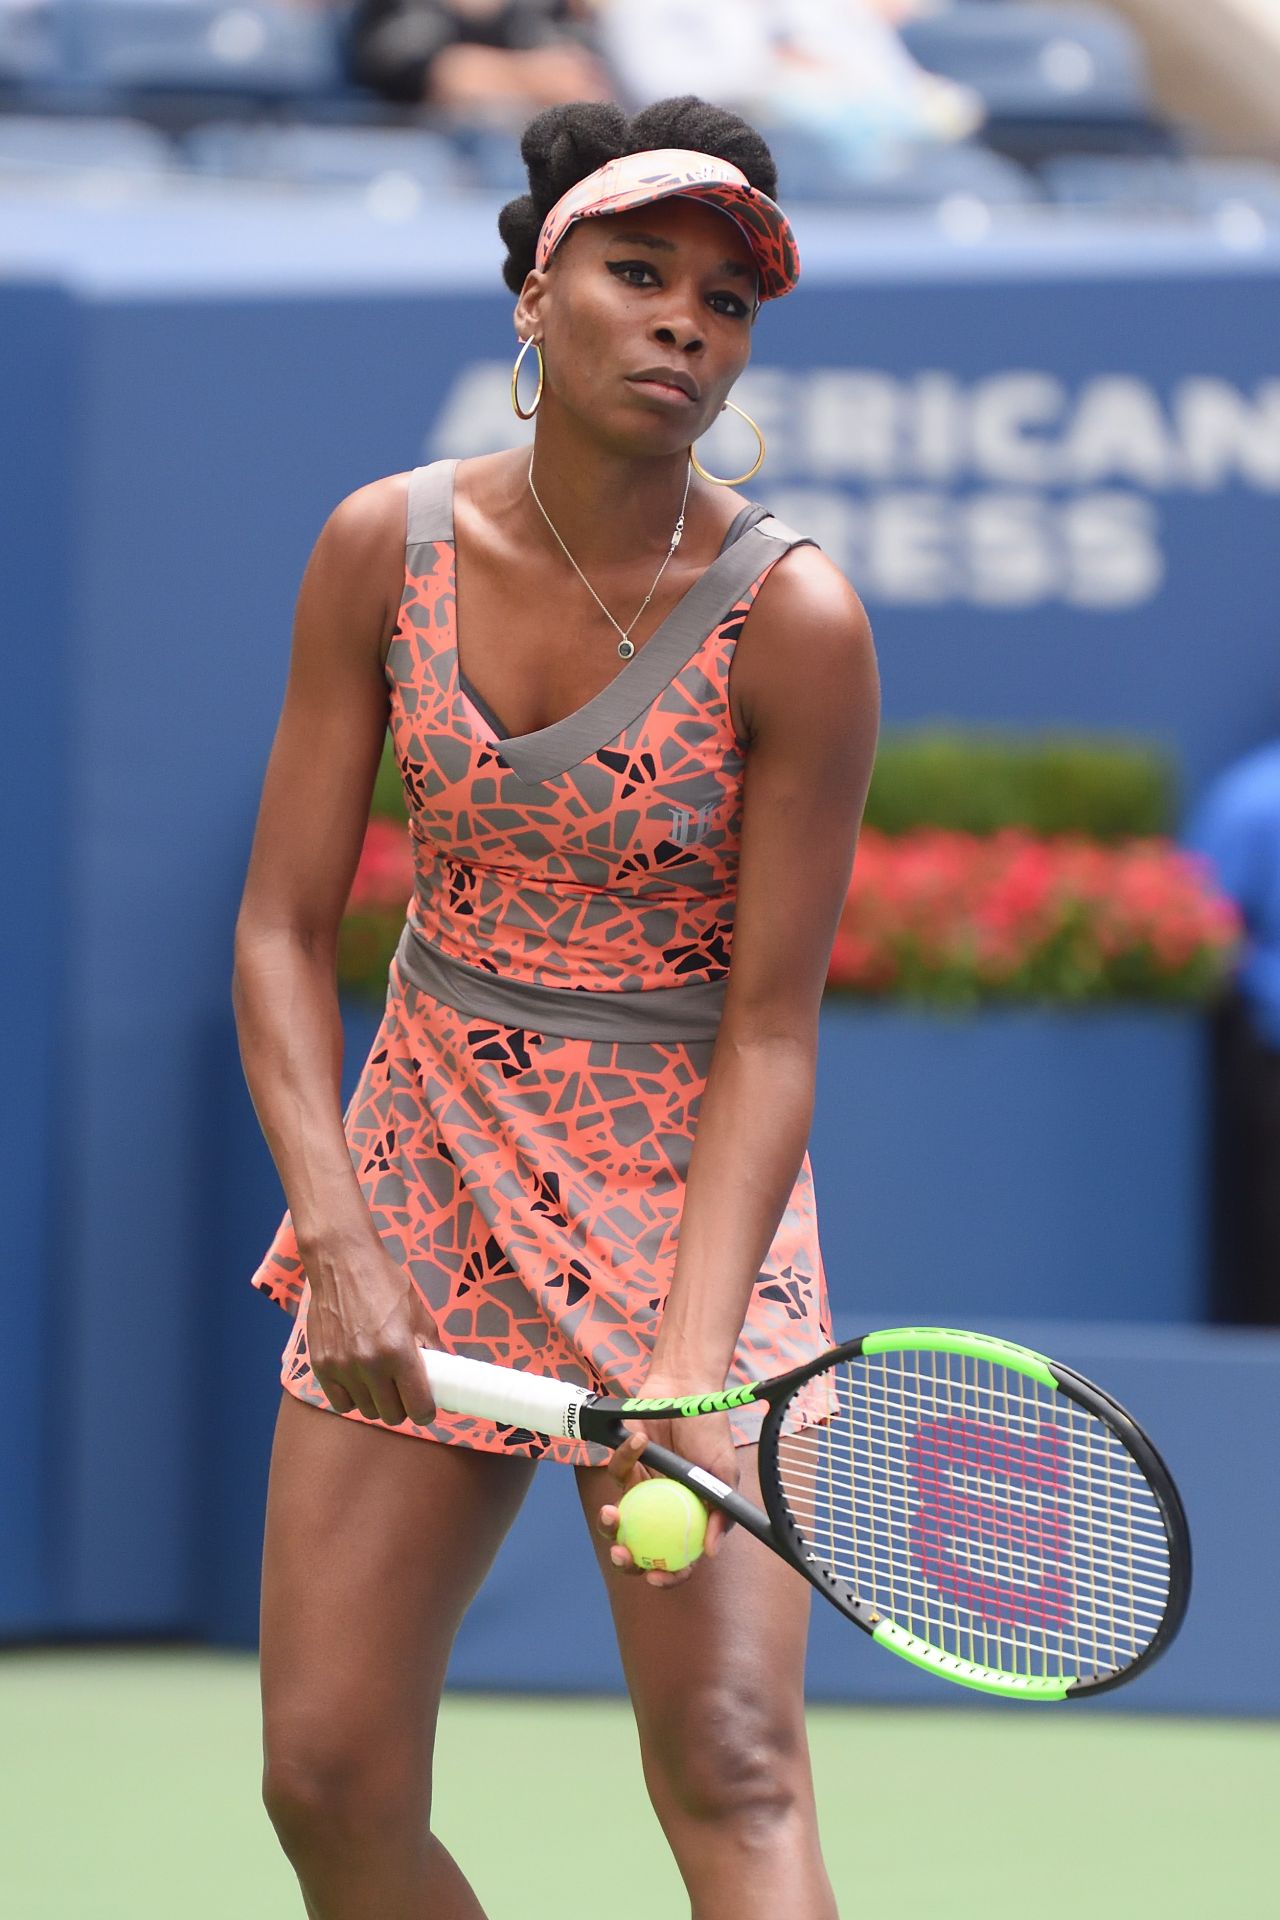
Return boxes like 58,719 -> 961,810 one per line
422,1347 -> 592,1441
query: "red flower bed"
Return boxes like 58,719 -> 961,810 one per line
339,819 -> 1241,1008
829,829 -> 1241,1006
348,815 -> 415,910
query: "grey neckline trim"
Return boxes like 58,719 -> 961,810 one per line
403,458 -> 811,785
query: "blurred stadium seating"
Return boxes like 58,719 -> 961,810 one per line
1,0 -> 1279,226
1042,153 -> 1280,223
0,5 -> 59,89
183,116 -> 459,191
0,105 -> 171,175
50,0 -> 346,102
902,2 -> 1171,161
905,3 -> 1151,119
763,129 -> 1045,208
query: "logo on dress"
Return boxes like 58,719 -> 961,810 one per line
668,804 -> 716,845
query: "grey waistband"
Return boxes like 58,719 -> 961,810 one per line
393,922 -> 726,1042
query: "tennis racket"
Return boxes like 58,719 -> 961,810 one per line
422,1325 -> 1190,1702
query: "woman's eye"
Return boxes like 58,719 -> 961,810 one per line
607,260 -> 658,287
710,293 -> 750,319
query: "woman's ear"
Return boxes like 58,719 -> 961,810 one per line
513,269 -> 548,345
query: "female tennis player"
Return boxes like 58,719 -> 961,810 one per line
234,93 -> 880,1919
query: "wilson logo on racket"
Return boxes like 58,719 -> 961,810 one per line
909,1418 -> 1072,1631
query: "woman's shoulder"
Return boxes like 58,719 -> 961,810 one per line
755,527 -> 862,617
313,470 -> 413,570
735,536 -> 875,706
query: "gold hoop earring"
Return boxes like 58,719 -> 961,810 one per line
511,337 -> 543,420
690,400 -> 765,486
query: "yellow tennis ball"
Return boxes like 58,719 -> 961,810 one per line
616,1477 -> 708,1572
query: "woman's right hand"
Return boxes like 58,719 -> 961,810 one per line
302,1231 -> 442,1428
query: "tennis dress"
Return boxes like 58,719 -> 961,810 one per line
251,459 -> 834,1465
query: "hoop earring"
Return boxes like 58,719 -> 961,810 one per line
511,337 -> 544,420
690,400 -> 765,486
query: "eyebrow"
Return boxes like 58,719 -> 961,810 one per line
605,228 -> 756,283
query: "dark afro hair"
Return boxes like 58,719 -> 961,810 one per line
497,96 -> 779,297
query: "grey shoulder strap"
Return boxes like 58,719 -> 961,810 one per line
406,459 -> 457,549
718,502 -> 818,557
718,502 -> 768,551
751,512 -> 816,554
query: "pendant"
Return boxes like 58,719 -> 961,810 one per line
618,638 -> 635,660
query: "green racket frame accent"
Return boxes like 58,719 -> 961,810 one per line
861,1325 -> 1057,1389
871,1620 -> 1074,1701
619,1382 -> 761,1418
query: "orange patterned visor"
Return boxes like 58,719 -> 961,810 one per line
535,148 -> 800,303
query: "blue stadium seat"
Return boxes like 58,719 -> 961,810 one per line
449,125 -> 527,195
900,3 -> 1151,120
56,0 -> 345,98
184,119 -> 458,190
0,6 -> 60,89
768,130 -> 1042,208
0,110 -> 173,176
1042,156 -> 1280,224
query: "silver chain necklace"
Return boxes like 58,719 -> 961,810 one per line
527,453 -> 691,660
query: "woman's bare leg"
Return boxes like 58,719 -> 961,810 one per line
575,1447 -> 838,1920
260,1393 -> 536,1919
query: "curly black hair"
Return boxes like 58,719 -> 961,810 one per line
497,96 -> 780,296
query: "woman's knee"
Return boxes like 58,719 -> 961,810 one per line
641,1681 -> 810,1835
262,1728 -> 428,1867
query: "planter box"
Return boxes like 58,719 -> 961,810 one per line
810,1001 -> 1208,1324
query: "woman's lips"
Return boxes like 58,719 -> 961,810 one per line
628,371 -> 699,405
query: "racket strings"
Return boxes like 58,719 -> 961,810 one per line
774,1352 -> 1171,1681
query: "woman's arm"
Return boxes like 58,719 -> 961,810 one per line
232,472 -> 439,1428
649,546 -> 882,1387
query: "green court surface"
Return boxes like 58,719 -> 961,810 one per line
0,1650 -> 1273,1918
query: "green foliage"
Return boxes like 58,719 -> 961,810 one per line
862,729 -> 1176,841
337,914 -> 399,1005
372,736 -> 407,820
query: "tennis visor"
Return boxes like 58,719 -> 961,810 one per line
535,147 -> 800,303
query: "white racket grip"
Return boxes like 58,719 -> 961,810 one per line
422,1348 -> 594,1441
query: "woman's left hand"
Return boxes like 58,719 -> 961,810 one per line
595,1378 -> 740,1589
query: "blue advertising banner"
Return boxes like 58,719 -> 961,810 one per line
422,267 -> 1280,804
3,201 -> 1278,1657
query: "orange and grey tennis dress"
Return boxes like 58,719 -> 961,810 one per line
251,459 -> 833,1465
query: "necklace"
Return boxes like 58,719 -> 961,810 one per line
527,453 -> 691,660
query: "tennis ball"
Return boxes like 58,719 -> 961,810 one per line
616,1477 -> 708,1572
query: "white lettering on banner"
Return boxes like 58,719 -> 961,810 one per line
765,486 -> 1165,609
1174,379 -> 1280,489
1066,379 -> 1175,489
969,375 -> 1063,487
424,365 -> 1278,607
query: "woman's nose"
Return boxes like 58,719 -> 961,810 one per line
652,318 -> 704,355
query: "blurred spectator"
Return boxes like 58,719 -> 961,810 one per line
349,0 -> 611,113
1186,741 -> 1280,1325
597,0 -> 985,178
